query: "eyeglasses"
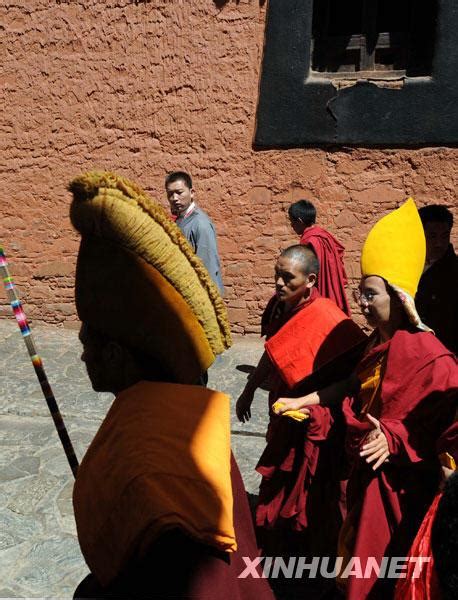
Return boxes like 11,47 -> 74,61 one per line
353,289 -> 377,305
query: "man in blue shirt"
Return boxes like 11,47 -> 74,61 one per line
165,171 -> 224,294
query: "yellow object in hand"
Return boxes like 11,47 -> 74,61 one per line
272,401 -> 310,422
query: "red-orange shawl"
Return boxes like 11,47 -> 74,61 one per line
265,295 -> 365,389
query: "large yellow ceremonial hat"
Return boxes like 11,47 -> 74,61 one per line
361,198 -> 425,298
69,171 -> 232,384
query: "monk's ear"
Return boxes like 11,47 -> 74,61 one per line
101,341 -> 125,368
306,272 -> 317,288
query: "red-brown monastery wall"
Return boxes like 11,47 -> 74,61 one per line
1,1 -> 457,334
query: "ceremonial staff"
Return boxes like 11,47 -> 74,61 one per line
0,245 -> 79,477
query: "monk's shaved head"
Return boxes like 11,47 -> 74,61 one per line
280,245 -> 319,276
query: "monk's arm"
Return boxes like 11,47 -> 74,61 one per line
236,351 -> 272,423
275,372 -> 359,414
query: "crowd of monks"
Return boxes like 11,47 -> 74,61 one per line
236,199 -> 457,600
64,173 -> 456,600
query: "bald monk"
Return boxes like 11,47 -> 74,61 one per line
69,172 -> 274,600
236,245 -> 365,555
260,201 -> 350,337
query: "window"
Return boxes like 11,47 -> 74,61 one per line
311,0 -> 438,79
255,0 -> 458,147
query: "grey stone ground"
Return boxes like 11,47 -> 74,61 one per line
0,319 -> 270,598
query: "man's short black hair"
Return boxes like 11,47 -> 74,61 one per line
432,472 -> 458,600
419,205 -> 453,229
288,200 -> 317,227
165,171 -> 193,190
280,244 -> 319,276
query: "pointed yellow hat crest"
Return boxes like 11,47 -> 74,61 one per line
361,198 -> 426,298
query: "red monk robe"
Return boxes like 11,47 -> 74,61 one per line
341,330 -> 457,600
255,290 -> 366,556
394,420 -> 458,600
300,225 -> 351,316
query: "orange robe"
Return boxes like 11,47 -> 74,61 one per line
73,381 -> 274,599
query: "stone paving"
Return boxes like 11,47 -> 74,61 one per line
0,319 -> 270,598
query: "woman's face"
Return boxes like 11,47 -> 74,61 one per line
356,276 -> 400,330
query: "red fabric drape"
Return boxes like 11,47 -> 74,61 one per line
300,225 -> 351,315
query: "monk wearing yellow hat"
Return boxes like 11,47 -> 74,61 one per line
276,199 -> 457,599
69,172 -> 274,599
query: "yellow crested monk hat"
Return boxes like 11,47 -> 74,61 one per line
69,171 -> 232,384
361,197 -> 431,329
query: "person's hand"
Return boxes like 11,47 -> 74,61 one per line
236,389 -> 254,423
362,426 -> 379,445
273,392 -> 320,415
360,414 -> 390,470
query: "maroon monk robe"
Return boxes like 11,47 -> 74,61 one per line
342,330 -> 457,600
415,244 -> 458,354
394,420 -> 458,600
255,290 -> 366,555
256,404 -> 347,558
300,225 -> 351,316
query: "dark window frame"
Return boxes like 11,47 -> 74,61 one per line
254,0 -> 458,147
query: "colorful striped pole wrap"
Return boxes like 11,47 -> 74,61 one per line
0,245 -> 79,478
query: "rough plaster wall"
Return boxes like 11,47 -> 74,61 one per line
1,0 -> 457,334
